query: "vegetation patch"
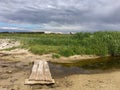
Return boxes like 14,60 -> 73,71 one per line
52,53 -> 61,58
0,31 -> 120,57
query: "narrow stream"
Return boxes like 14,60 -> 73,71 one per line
49,57 -> 120,79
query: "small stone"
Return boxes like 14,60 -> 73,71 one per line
99,80 -> 104,83
11,89 -> 15,90
88,80 -> 92,82
6,71 -> 12,74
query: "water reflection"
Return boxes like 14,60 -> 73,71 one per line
49,57 -> 120,78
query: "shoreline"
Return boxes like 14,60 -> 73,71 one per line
0,48 -> 102,63
0,48 -> 117,63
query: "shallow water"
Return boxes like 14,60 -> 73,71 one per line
49,56 -> 120,78
0,56 -> 119,80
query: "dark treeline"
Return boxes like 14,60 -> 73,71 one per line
0,32 -> 45,34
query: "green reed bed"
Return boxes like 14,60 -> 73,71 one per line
0,31 -> 120,57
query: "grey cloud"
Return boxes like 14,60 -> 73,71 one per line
4,9 -> 90,24
0,0 -> 120,32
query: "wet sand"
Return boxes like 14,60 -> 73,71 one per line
0,59 -> 120,90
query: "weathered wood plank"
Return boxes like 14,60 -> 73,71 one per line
36,60 -> 44,81
44,61 -> 53,81
29,61 -> 38,80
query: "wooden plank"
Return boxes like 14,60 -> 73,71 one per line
25,60 -> 55,85
44,61 -> 53,81
35,60 -> 44,81
29,61 -> 39,80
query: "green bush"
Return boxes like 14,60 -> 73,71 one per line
52,53 -> 61,58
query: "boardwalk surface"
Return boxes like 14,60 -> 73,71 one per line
25,60 -> 55,84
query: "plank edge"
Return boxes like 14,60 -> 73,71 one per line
24,79 -> 55,85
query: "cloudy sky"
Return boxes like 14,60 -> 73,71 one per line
0,0 -> 120,33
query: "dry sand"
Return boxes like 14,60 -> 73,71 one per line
0,39 -> 120,90
67,71 -> 120,90
0,39 -> 20,50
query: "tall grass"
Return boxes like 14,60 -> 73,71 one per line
0,31 -> 120,57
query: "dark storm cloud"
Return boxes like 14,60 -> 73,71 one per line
0,0 -> 120,32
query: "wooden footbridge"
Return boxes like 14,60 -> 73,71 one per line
25,60 -> 55,84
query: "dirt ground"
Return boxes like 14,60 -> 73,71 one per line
0,58 -> 120,90
0,39 -> 120,90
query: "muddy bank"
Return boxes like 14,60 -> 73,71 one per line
0,59 -> 120,90
0,60 -> 31,90
0,59 -> 78,90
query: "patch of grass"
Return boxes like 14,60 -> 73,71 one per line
29,45 -> 60,55
0,31 -> 120,57
52,53 -> 61,58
